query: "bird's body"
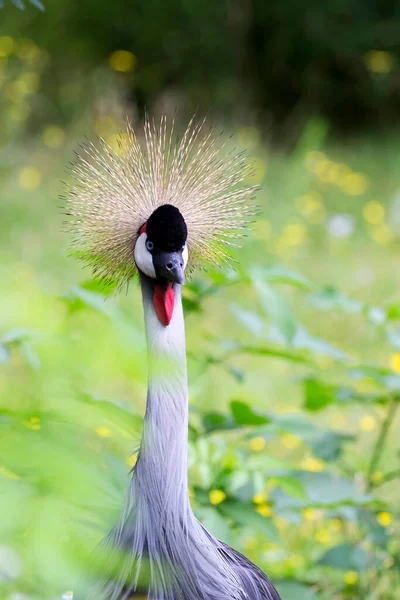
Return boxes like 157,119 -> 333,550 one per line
67,117 -> 281,600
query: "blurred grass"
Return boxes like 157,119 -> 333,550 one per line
1,34 -> 400,600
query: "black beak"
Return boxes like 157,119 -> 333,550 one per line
153,251 -> 185,284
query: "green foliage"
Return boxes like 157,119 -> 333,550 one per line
1,30 -> 400,600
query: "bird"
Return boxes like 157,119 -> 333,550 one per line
66,115 -> 281,600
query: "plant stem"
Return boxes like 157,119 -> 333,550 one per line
366,395 -> 398,491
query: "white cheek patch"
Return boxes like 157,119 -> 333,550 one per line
134,233 -> 156,279
182,244 -> 188,270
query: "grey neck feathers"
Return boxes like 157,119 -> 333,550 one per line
135,275 -> 190,518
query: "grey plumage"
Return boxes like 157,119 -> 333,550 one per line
68,116 -> 281,600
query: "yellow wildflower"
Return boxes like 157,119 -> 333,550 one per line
281,433 -> 301,449
253,492 -> 268,505
315,529 -> 331,544
365,50 -> 393,74
363,201 -> 385,225
301,456 -> 324,472
0,36 -> 15,57
19,167 -> 41,191
95,425 -> 112,438
370,224 -> 394,245
256,504 -> 272,518
43,125 -> 65,149
391,353 -> 400,373
24,416 -> 41,430
303,508 -> 323,522
340,173 -> 368,196
377,512 -> 392,527
209,489 -> 226,506
282,223 -> 306,246
360,415 -> 376,432
109,50 -> 136,73
344,571 -> 359,585
249,437 -> 266,452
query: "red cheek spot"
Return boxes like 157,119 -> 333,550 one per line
153,282 -> 174,326
139,222 -> 147,235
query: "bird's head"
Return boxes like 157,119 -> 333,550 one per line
134,204 -> 188,326
135,204 -> 188,286
66,115 -> 257,327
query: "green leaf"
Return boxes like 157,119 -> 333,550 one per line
202,411 -> 236,433
274,476 -> 307,500
310,287 -> 363,313
276,581 -> 322,600
0,344 -> 11,363
319,543 -> 369,571
219,501 -> 279,541
304,379 -> 335,411
230,400 -> 269,426
252,279 -> 297,343
310,431 -> 354,462
251,266 -> 313,291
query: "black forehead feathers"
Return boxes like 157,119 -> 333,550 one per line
146,204 -> 187,251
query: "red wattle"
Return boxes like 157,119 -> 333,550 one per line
153,282 -> 174,326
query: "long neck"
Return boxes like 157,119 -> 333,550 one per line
136,275 -> 189,515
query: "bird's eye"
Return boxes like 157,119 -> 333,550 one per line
146,240 -> 154,252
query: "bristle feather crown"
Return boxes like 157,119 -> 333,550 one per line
65,115 -> 257,289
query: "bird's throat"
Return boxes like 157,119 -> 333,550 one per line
153,281 -> 174,326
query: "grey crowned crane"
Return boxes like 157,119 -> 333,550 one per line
67,116 -> 281,600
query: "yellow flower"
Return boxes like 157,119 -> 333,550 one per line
109,50 -> 136,73
365,50 -> 393,74
302,508 -> 323,522
19,167 -> 41,191
329,518 -> 343,532
391,353 -> 400,373
360,415 -> 376,432
95,425 -> 112,438
16,72 -> 40,95
314,529 -> 331,544
253,492 -> 268,505
370,224 -> 394,245
340,173 -> 368,196
249,437 -> 266,452
106,132 -> 130,156
94,115 -> 117,137
281,433 -> 301,449
295,194 -> 325,224
209,489 -> 226,506
363,201 -> 385,225
0,36 -> 15,57
126,455 -> 137,469
344,571 -> 359,585
43,125 -> 65,149
377,512 -> 393,527
24,416 -> 41,430
371,471 -> 383,484
301,456 -> 325,472
256,504 -> 272,518
282,223 -> 306,246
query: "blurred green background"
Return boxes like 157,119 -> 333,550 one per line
1,1 -> 400,599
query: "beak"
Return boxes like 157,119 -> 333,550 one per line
153,251 -> 185,285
